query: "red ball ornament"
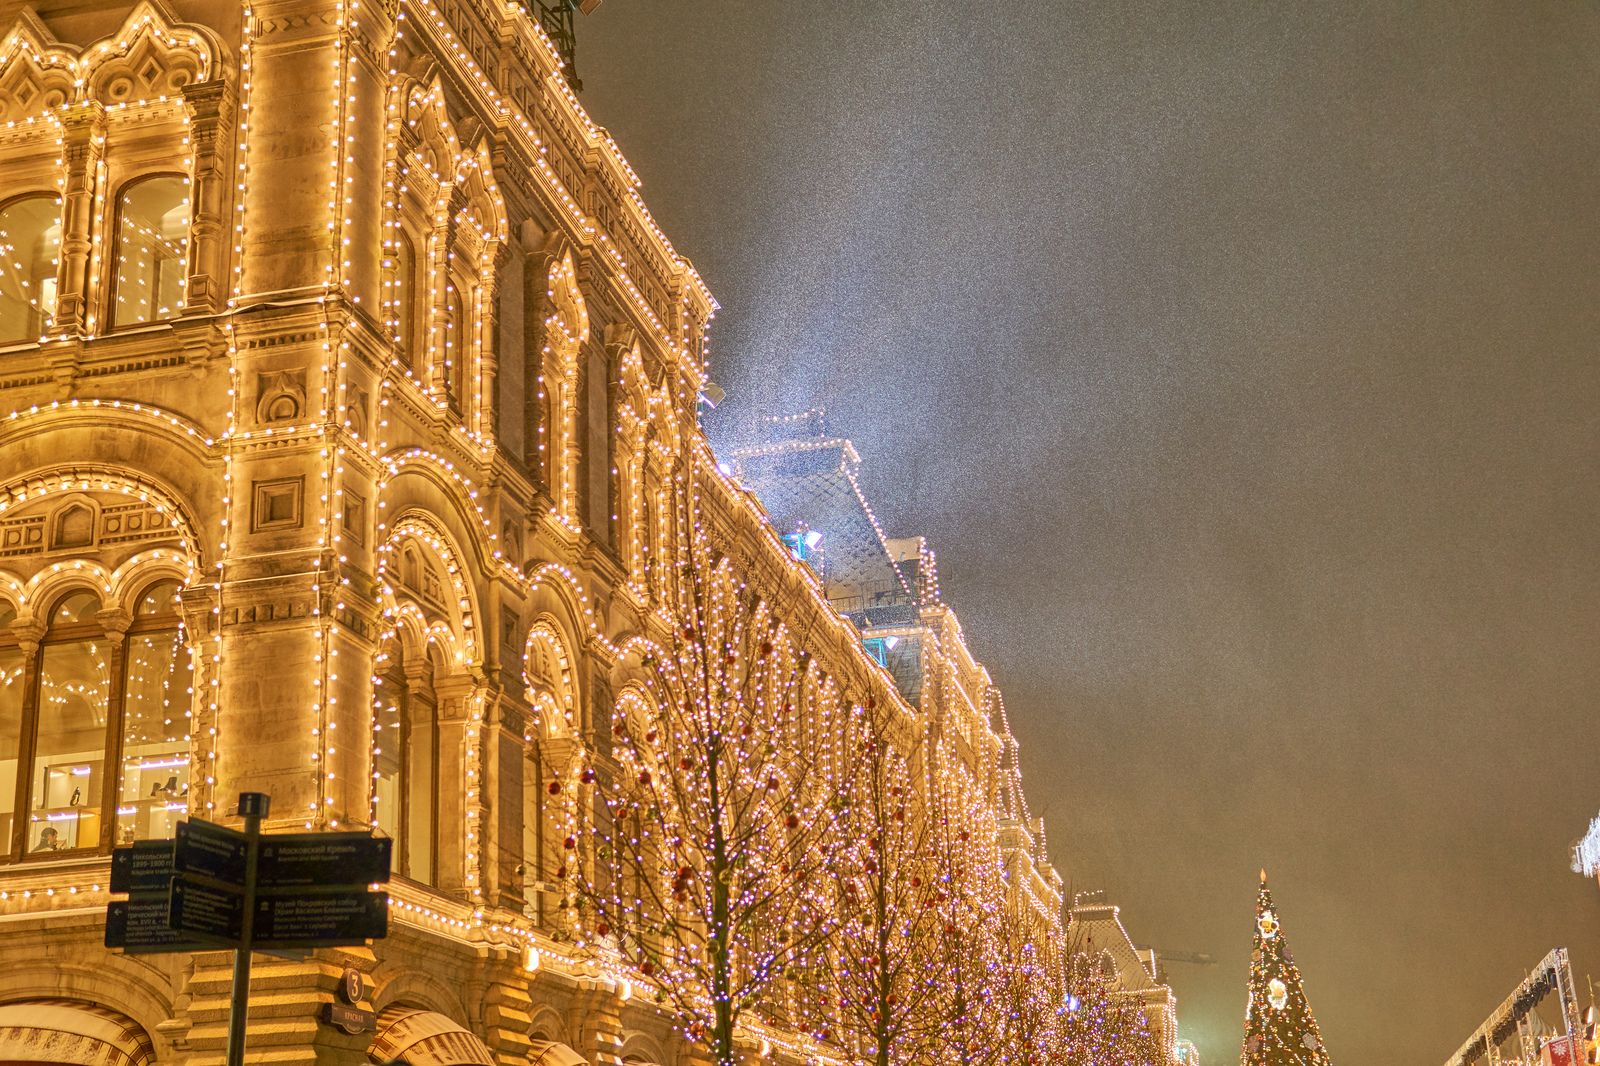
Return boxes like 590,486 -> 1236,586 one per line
785,814 -> 800,829
547,781 -> 562,795
641,961 -> 655,976
760,642 -> 773,657
556,866 -> 567,879
596,922 -> 610,937
563,836 -> 576,849
582,769 -> 596,783
638,771 -> 652,785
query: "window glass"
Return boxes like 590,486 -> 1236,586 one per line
394,233 -> 415,365
373,646 -> 402,845
406,683 -> 436,885
113,176 -> 189,327
53,591 -> 100,625
0,196 -> 60,344
117,626 -> 191,844
0,646 -> 23,853
446,282 -> 466,410
32,638 -> 109,851
136,581 -> 181,616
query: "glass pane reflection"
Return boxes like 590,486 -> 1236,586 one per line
0,647 -> 23,853
117,628 -> 191,844
32,639 -> 109,851
113,176 -> 188,327
0,196 -> 61,343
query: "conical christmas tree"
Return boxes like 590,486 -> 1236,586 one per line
1240,870 -> 1332,1066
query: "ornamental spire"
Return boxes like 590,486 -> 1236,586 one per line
1240,872 -> 1332,1066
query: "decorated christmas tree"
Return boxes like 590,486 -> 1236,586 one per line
1241,870 -> 1332,1066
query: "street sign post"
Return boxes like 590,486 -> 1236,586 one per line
102,794 -> 391,1066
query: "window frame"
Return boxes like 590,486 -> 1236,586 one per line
0,579 -> 189,864
8,589 -> 120,862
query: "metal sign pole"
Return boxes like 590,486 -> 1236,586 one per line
225,793 -> 269,1066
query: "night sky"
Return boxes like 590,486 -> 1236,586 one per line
578,3 -> 1600,1062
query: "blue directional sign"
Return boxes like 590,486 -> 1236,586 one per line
174,818 -> 247,886
256,834 -> 391,888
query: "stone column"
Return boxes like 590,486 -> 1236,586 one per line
567,983 -> 625,1066
48,101 -> 105,340
94,606 -> 132,851
6,620 -> 44,859
181,80 -> 236,316
432,672 -> 479,897
184,946 -> 377,1066
480,952 -> 534,1066
484,691 -> 527,912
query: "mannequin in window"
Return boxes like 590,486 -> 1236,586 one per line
33,827 -> 59,852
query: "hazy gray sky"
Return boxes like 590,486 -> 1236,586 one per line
581,3 -> 1600,1061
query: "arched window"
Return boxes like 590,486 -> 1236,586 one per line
445,280 -> 466,412
29,590 -> 111,854
0,195 -> 61,343
393,231 -> 417,366
372,637 -> 439,885
0,600 -> 21,854
116,581 -> 192,845
111,175 -> 189,328
0,581 -> 193,862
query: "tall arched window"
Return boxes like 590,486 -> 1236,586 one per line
0,600 -> 21,855
0,195 -> 61,343
445,280 -> 466,413
0,580 -> 193,862
373,637 -> 439,885
116,581 -> 192,845
393,231 -> 417,366
111,175 -> 189,328
29,590 -> 111,854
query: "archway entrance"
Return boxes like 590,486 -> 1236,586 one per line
0,1000 -> 155,1066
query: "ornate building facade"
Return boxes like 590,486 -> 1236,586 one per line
0,1 -> 1062,1064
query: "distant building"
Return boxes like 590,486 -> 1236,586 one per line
1067,895 -> 1181,1060
732,414 -> 1067,949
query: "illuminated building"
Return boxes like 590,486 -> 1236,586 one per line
1067,895 -> 1181,1062
0,2 -> 1070,1065
730,415 -> 1066,951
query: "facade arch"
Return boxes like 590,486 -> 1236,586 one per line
522,618 -> 576,738
368,972 -> 469,1024
376,508 -> 482,670
370,1005 -> 494,1066
0,3 -> 226,125
0,999 -> 156,1066
618,1032 -> 668,1066
528,1040 -> 587,1066
377,457 -> 496,575
0,463 -> 203,861
0,954 -> 174,1056
524,1006 -> 569,1047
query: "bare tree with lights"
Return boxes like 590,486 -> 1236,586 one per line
925,763 -> 1013,1066
568,484 -> 870,1066
824,709 -> 964,1066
